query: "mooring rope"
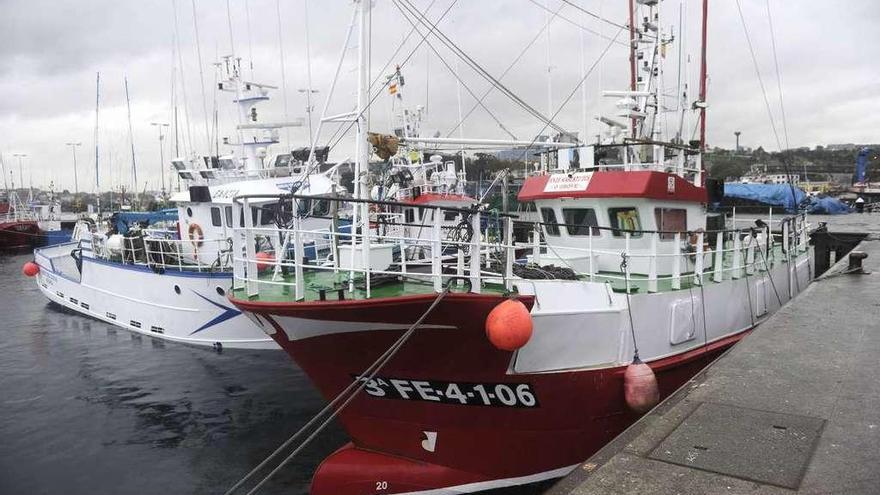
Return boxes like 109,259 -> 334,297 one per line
225,282 -> 456,495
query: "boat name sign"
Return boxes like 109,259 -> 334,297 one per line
543,172 -> 593,193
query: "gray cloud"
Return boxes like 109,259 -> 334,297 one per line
1,0 -> 878,192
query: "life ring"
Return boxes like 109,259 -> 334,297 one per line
188,223 -> 205,248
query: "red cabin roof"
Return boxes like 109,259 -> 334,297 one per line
517,170 -> 707,203
402,193 -> 474,205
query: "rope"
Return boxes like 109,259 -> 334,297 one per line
620,253 -> 640,360
225,283 -> 455,495
753,229 -> 783,306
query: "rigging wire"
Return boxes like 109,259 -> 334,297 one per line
560,0 -> 628,30
394,0 -> 572,138
322,0 -> 458,156
172,0 -> 194,159
244,0 -> 255,79
191,0 -> 211,153
514,25 -> 626,163
765,0 -> 790,150
445,0 -> 565,139
391,1 -> 519,139
526,0 -> 629,47
734,0 -> 799,209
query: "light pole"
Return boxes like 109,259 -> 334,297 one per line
66,142 -> 82,196
298,88 -> 320,144
151,122 -> 170,198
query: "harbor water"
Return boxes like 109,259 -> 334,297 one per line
0,252 -> 345,494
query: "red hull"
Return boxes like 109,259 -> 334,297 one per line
235,293 -> 743,494
0,220 -> 42,250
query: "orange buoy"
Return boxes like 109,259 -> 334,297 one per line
623,356 -> 660,414
22,261 -> 40,277
255,251 -> 274,272
485,298 -> 533,351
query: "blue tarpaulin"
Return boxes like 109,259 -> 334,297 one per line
724,183 -> 807,211
723,183 -> 850,214
806,195 -> 851,215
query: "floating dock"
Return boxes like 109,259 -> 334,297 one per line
548,216 -> 880,494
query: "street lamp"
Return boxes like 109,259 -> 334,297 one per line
150,122 -> 170,198
298,88 -> 320,143
66,142 -> 82,195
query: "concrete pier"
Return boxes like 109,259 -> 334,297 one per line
549,218 -> 880,494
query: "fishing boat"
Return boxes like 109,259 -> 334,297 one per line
224,0 -> 815,492
29,58 -> 343,350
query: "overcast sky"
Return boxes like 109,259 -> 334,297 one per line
1,0 -> 878,192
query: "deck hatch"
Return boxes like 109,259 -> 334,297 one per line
649,402 -> 824,489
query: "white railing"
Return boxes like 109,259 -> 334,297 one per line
88,233 -> 234,272
230,194 -> 810,301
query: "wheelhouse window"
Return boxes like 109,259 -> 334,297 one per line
225,207 -> 233,227
405,209 -> 415,224
540,207 -> 560,236
608,207 -> 642,237
443,210 -> 459,222
562,208 -> 600,236
210,207 -> 222,227
654,208 -> 687,240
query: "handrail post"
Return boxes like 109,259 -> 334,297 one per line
532,223 -> 541,265
293,214 -> 305,301
470,210 -> 481,294
362,202 -> 372,299
588,228 -> 594,282
432,206 -> 442,292
243,198 -> 259,297
232,201 -> 244,290
624,232 -> 631,293
713,230 -> 724,282
694,231 -> 704,286
504,216 -> 514,291
672,232 -> 681,289
746,234 -> 756,275
782,217 -> 790,259
732,232 -> 743,279
648,232 -> 658,293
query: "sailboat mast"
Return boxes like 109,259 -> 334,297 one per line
94,71 -> 101,213
124,76 -> 138,204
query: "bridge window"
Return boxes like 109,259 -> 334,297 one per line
654,208 -> 687,240
405,209 -> 415,224
211,207 -> 222,227
225,207 -> 232,227
609,207 -> 642,237
562,208 -> 600,236
540,207 -> 560,236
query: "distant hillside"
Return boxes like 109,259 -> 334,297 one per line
705,146 -> 880,183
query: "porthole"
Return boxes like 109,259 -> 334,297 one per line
174,285 -> 181,294
216,287 -> 226,296
186,207 -> 193,217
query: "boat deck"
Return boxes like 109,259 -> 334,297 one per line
231,268 -> 511,303
547,225 -> 880,494
232,242 -> 798,303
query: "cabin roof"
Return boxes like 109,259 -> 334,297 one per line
517,170 -> 707,203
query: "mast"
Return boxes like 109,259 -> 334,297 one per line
94,71 -> 101,213
124,76 -> 138,204
698,0 -> 708,152
628,0 -> 637,139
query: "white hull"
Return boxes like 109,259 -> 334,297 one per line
34,242 -> 276,350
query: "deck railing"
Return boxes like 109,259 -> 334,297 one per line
87,233 -> 234,272
230,194 -> 810,300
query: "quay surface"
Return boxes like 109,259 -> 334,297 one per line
548,215 -> 880,495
